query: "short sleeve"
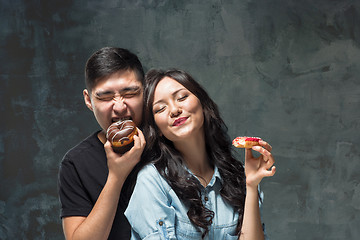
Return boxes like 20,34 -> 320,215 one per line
58,157 -> 93,217
125,164 -> 176,240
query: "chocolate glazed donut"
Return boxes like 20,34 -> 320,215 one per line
106,120 -> 138,154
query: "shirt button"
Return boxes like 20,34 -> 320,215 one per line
158,221 -> 164,226
204,196 -> 209,201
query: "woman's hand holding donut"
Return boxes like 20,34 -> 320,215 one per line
104,128 -> 146,182
244,139 -> 276,188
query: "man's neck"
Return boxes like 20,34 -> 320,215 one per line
97,131 -> 107,144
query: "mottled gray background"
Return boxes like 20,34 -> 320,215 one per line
1,0 -> 359,239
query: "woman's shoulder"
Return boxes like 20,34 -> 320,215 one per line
137,163 -> 159,177
138,163 -> 166,184
136,163 -> 171,191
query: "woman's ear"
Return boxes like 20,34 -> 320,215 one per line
83,89 -> 93,111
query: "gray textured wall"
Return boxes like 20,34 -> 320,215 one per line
1,0 -> 359,239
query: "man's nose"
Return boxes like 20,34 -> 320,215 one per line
112,95 -> 123,102
113,98 -> 127,113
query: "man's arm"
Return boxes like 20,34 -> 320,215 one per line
62,172 -> 124,240
62,131 -> 145,240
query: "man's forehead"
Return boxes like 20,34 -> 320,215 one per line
94,73 -> 143,91
97,69 -> 142,83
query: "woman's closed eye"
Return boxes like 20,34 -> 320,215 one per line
177,94 -> 188,101
153,105 -> 166,114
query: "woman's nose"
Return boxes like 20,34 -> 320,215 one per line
169,104 -> 182,117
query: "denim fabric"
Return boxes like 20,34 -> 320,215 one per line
125,164 -> 269,240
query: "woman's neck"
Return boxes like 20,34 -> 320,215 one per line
173,132 -> 213,186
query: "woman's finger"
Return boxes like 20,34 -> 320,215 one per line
265,166 -> 276,177
245,147 -> 254,160
259,140 -> 272,152
252,145 -> 272,159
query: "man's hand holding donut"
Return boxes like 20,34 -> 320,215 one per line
104,128 -> 146,183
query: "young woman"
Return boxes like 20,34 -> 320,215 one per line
125,69 -> 276,239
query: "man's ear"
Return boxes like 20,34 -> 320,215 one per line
83,89 -> 93,111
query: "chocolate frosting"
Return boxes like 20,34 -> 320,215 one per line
106,120 -> 136,146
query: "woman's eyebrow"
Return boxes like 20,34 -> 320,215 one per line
153,88 -> 186,106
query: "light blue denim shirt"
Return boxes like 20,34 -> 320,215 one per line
125,164 -> 269,240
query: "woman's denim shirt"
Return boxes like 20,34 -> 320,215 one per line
125,164 -> 268,240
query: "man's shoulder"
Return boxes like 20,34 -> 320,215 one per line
62,131 -> 103,163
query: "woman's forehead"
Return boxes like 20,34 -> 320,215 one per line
156,77 -> 185,91
154,78 -> 186,97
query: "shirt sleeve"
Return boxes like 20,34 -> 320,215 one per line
125,164 -> 177,240
258,186 -> 270,240
58,157 -> 93,218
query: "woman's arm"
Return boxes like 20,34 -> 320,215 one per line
125,164 -> 177,240
240,185 -> 264,240
239,140 -> 276,240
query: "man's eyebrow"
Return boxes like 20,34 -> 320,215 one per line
95,86 -> 141,96
120,86 -> 141,92
94,90 -> 114,96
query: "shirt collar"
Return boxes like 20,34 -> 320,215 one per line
207,165 -> 222,187
185,165 -> 222,188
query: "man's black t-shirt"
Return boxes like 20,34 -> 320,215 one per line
58,131 -> 135,239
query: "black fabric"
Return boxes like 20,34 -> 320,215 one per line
58,131 -> 135,239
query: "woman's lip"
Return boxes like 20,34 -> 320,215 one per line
172,117 -> 188,126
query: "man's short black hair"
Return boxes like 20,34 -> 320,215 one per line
85,47 -> 144,91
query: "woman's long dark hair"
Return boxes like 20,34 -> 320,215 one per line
142,69 -> 246,238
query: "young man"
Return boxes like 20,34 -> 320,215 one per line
58,47 -> 146,239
